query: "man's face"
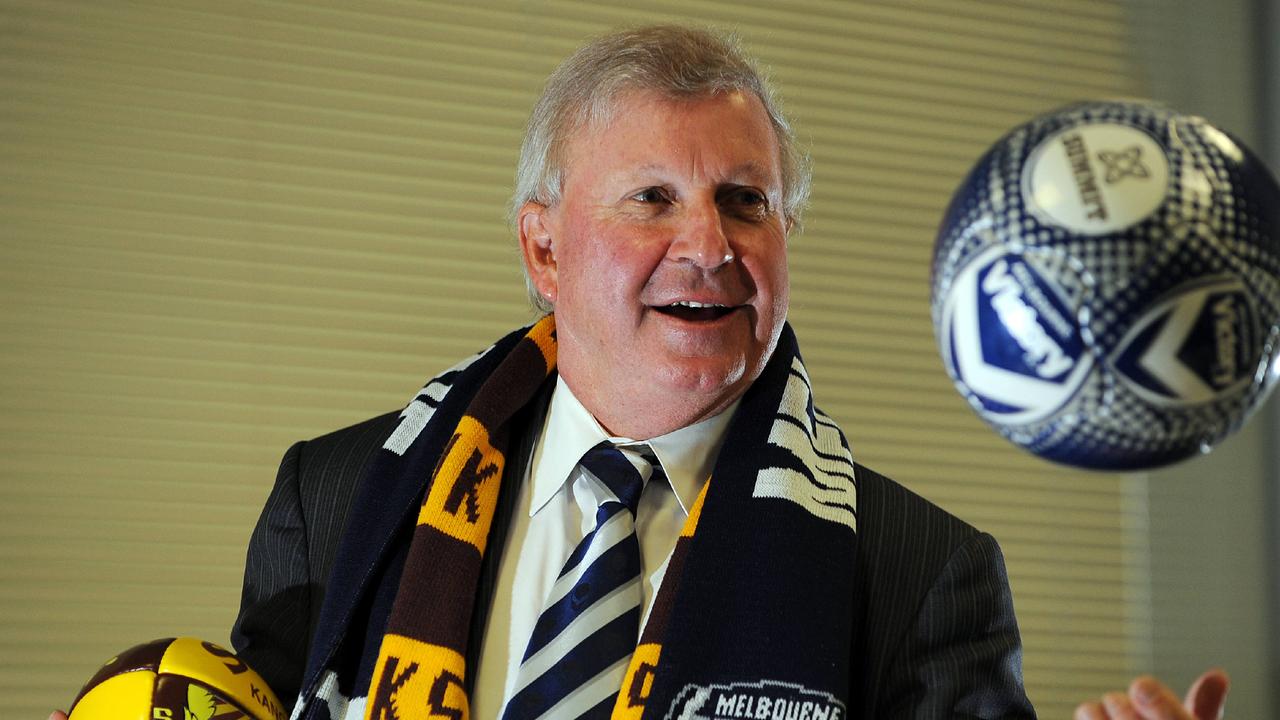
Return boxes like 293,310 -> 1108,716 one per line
519,89 -> 790,438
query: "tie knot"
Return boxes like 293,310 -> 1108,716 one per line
578,443 -> 659,515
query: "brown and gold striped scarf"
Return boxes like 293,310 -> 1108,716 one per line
362,316 -> 557,720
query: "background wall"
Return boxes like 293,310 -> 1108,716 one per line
1,1 -> 1273,716
1126,0 -> 1277,717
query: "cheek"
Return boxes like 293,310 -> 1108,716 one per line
750,242 -> 790,313
586,232 -> 667,291
754,259 -> 789,358
773,262 -> 790,310
555,227 -> 658,321
763,274 -> 789,340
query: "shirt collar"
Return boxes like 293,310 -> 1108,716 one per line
527,375 -> 738,517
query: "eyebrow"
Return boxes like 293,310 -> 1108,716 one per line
625,160 -> 777,184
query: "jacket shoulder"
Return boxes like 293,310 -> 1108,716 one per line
293,412 -> 401,495
852,462 -> 985,617
851,464 -> 1031,718
854,462 -> 981,557
301,411 -> 402,466
293,411 -> 402,579
850,461 -> 984,664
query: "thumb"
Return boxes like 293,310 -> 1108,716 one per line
1185,669 -> 1229,720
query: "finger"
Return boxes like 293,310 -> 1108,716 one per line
1075,701 -> 1109,720
1184,669 -> 1230,720
1102,691 -> 1142,720
49,712 -> 69,720
1130,675 -> 1190,720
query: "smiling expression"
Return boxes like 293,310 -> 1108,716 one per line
519,89 -> 790,438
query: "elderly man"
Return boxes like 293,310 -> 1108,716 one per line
228,25 -> 1033,720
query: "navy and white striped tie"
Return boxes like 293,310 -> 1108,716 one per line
500,443 -> 660,719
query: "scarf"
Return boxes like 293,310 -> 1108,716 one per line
292,315 -> 861,720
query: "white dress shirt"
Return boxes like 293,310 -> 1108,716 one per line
470,376 -> 737,718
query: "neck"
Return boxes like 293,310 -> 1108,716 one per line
560,373 -> 743,440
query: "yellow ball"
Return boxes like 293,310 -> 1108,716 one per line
68,637 -> 285,720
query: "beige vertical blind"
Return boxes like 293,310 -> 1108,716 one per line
2,1 -> 1145,716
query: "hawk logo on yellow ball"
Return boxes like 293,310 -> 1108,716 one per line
181,685 -> 242,720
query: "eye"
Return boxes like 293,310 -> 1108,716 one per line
630,187 -> 671,204
721,186 -> 771,219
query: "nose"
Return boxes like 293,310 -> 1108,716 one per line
668,201 -> 734,270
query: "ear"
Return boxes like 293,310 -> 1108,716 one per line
518,200 -> 558,305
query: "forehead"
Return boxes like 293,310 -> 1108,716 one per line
560,89 -> 783,185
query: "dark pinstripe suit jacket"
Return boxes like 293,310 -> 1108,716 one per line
231,409 -> 1036,718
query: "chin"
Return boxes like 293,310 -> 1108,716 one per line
655,352 -> 752,396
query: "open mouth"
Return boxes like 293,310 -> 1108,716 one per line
653,300 -> 738,322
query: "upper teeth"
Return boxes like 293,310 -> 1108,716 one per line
672,301 -> 724,308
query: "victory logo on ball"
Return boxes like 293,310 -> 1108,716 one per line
1111,277 -> 1260,406
940,242 -> 1093,426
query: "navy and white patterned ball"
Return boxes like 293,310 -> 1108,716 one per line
931,100 -> 1280,470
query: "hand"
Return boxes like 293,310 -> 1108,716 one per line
1075,669 -> 1229,720
49,712 -> 68,720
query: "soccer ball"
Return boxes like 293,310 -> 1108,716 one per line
931,100 -> 1280,470
68,637 -> 284,720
